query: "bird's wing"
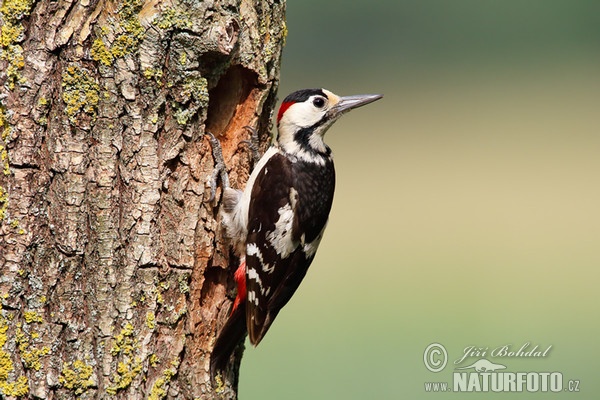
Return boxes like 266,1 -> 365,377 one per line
244,152 -> 333,345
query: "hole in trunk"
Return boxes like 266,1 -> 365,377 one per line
205,66 -> 260,158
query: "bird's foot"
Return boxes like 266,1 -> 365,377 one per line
240,125 -> 262,166
206,132 -> 230,202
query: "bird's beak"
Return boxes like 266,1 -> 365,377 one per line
331,93 -> 383,116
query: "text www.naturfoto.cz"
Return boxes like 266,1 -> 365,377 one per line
424,382 -> 450,392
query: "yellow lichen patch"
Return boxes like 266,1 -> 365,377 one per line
106,323 -> 142,394
105,358 -> 142,395
148,353 -> 159,367
0,186 -> 8,222
0,317 -> 12,379
0,0 -> 34,89
110,323 -> 135,356
15,326 -> 49,371
11,219 -> 24,234
0,375 -> 28,397
146,312 -> 156,330
23,311 -> 42,324
0,103 -> 10,180
0,350 -> 13,381
59,360 -> 95,395
110,22 -> 143,59
143,67 -> 163,85
0,104 -> 9,141
156,289 -> 164,305
213,373 -> 225,394
1,145 -> 9,176
91,37 -> 114,66
20,345 -> 49,371
61,65 -> 100,124
0,315 -> 29,397
148,360 -> 179,400
181,77 -> 209,105
92,0 -> 145,66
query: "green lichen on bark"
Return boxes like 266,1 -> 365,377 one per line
154,7 -> 192,31
173,75 -> 209,126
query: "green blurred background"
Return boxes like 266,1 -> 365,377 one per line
241,1 -> 600,398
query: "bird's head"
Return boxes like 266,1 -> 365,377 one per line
276,89 -> 382,162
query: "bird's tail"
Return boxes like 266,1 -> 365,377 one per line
210,303 -> 247,382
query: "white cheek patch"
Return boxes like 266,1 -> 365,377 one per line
280,101 -> 326,129
276,92 -> 335,163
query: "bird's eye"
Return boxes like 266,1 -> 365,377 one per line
313,97 -> 326,108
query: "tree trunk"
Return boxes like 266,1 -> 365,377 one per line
0,0 -> 286,398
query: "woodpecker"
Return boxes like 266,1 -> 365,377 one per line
208,88 -> 382,379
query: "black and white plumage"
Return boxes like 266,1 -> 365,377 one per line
210,88 -> 382,378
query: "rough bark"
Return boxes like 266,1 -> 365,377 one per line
0,0 -> 286,398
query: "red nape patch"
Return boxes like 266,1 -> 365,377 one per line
277,101 -> 294,123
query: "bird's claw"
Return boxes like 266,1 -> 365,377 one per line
240,125 -> 261,166
206,131 -> 230,202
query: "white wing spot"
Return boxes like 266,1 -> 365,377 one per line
266,202 -> 297,258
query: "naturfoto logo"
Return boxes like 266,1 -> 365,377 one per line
423,342 -> 581,393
